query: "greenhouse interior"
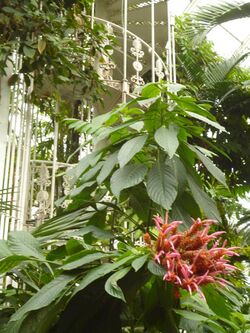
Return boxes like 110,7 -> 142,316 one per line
0,0 -> 250,332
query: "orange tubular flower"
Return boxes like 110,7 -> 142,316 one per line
148,213 -> 239,297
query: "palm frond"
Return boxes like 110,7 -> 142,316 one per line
204,50 -> 250,88
232,185 -> 250,197
237,212 -> 250,245
186,1 -> 250,42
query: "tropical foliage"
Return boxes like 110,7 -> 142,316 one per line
176,11 -> 250,189
0,83 -> 248,332
0,0 -> 109,102
0,0 -> 250,332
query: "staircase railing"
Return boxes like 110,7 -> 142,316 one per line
0,5 -> 175,232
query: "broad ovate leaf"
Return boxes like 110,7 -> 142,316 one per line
118,134 -> 148,167
61,252 -> 114,271
147,260 -> 165,277
97,151 -> 118,184
0,255 -> 29,274
132,254 -> 149,272
0,240 -> 12,258
7,275 -> 74,332
104,266 -> 131,302
187,173 -> 220,221
154,125 -> 179,158
147,160 -> 178,209
185,111 -> 226,132
190,145 -> 227,187
111,164 -> 147,197
8,231 -> 44,260
73,255 -> 135,296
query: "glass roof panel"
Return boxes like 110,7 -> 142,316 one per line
208,25 -> 241,58
169,0 -> 250,66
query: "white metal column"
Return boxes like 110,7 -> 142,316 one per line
122,0 -> 128,102
151,0 -> 156,83
0,67 -> 12,190
166,0 -> 173,83
50,103 -> 59,218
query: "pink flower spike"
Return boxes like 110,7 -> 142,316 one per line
187,285 -> 192,295
169,240 -> 177,251
153,215 -> 164,230
210,231 -> 226,237
180,265 -> 190,279
149,216 -> 239,298
211,239 -> 221,249
184,264 -> 193,275
223,264 -> 239,271
202,219 -> 216,225
154,250 -> 164,264
200,225 -> 210,237
216,277 -> 231,287
227,246 -> 241,251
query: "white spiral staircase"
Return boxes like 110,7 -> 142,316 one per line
0,0 -> 176,238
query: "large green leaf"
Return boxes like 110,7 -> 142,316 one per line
147,160 -> 178,209
185,111 -> 226,132
154,125 -> 179,158
0,240 -> 12,258
8,231 -> 44,260
203,285 -> 231,319
7,275 -> 74,333
175,309 -> 209,322
172,191 -> 201,224
18,300 -> 66,333
69,181 -> 96,198
172,157 -> 188,193
66,151 -> 103,185
141,83 -> 161,98
110,164 -> 147,197
147,260 -> 165,277
61,251 -> 114,271
79,162 -> 103,183
203,322 -> 227,333
93,120 -> 138,145
144,99 -> 164,133
79,225 -> 113,240
33,210 -> 95,239
97,151 -> 118,184
187,173 -> 220,221
190,145 -> 227,187
73,255 -> 135,296
104,266 -> 131,302
0,255 -> 29,274
216,285 -> 242,308
118,134 -> 148,167
132,254 -> 149,272
128,184 -> 151,222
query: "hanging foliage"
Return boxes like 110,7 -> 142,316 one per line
0,0 -> 110,102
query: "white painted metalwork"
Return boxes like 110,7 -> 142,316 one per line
86,15 -> 168,94
171,15 -> 176,83
166,0 -> 173,83
151,0 -> 156,82
50,103 -> 59,219
131,38 -> 145,89
122,0 -> 129,102
0,0 -> 176,237
0,65 -> 12,191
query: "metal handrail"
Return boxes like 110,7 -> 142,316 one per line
84,14 -> 167,71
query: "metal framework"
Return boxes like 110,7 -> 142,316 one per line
0,0 -> 176,238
